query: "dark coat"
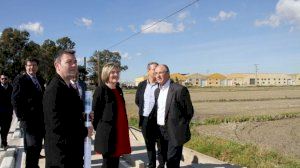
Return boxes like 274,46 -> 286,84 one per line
92,83 -> 125,155
0,84 -> 13,114
11,73 -> 45,133
135,80 -> 157,127
43,74 -> 87,167
155,81 -> 194,146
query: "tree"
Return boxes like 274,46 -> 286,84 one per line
88,50 -> 128,85
40,39 -> 59,81
56,37 -> 75,50
0,28 -> 30,78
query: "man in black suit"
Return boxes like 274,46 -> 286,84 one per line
11,58 -> 45,168
0,74 -> 13,150
136,62 -> 164,168
43,50 -> 93,167
154,64 -> 194,168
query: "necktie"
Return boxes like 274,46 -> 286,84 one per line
32,76 -> 41,91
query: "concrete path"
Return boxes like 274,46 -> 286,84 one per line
1,117 -> 240,168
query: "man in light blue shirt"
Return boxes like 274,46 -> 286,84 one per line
136,62 -> 164,168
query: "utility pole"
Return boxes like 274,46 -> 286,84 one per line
255,64 -> 259,86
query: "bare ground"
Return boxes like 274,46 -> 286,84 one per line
196,118 -> 300,159
124,86 -> 300,159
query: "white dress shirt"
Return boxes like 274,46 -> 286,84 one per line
143,81 -> 158,117
157,79 -> 171,126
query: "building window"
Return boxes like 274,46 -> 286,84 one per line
268,78 -> 270,80
216,82 -> 218,84
274,78 -> 276,80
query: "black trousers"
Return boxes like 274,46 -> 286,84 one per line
102,155 -> 120,168
141,117 -> 163,168
158,126 -> 183,168
21,122 -> 43,168
0,113 -> 12,147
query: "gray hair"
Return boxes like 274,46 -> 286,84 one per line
147,62 -> 158,70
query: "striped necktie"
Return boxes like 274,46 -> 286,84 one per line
32,76 -> 41,91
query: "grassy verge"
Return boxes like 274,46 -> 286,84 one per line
192,112 -> 300,126
128,117 -> 139,128
128,116 -> 300,167
186,130 -> 300,168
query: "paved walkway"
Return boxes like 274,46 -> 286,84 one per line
1,117 -> 240,168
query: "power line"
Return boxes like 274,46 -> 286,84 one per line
107,0 -> 200,50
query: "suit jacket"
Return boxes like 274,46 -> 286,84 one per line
155,81 -> 194,146
92,83 -> 126,155
43,73 -> 87,167
135,80 -> 158,127
11,73 -> 45,132
0,84 -> 13,114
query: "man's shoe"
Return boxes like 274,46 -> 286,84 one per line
3,145 -> 9,151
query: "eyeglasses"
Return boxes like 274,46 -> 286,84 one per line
1,78 -> 7,80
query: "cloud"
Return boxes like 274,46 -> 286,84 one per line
121,52 -> 132,60
19,22 -> 44,34
141,20 -> 185,34
116,27 -> 124,32
136,52 -> 142,56
178,11 -> 189,21
254,14 -> 280,27
209,11 -> 237,22
255,0 -> 300,29
128,24 -> 137,33
76,17 -> 93,27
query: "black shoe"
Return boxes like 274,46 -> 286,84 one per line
146,163 -> 155,168
157,164 -> 164,168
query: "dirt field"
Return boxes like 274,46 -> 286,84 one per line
124,86 -> 300,159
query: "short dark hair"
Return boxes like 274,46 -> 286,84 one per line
25,57 -> 39,65
147,62 -> 158,70
55,49 -> 76,63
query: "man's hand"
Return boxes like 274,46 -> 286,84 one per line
87,126 -> 94,137
89,111 -> 94,122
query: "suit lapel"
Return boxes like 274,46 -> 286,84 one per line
164,83 -> 174,120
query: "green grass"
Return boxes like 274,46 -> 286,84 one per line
185,130 -> 300,168
191,112 -> 300,126
128,117 -> 139,128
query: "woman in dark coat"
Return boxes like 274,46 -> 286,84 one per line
92,63 -> 131,168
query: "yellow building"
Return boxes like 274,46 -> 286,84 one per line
207,73 -> 227,86
135,76 -> 146,86
185,73 -> 207,87
226,73 -> 250,86
290,74 -> 300,85
170,73 -> 187,85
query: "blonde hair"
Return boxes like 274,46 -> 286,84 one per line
101,62 -> 120,83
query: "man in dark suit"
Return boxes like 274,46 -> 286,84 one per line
154,64 -> 194,168
0,74 -> 13,150
43,49 -> 93,167
136,62 -> 164,168
11,58 -> 45,168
